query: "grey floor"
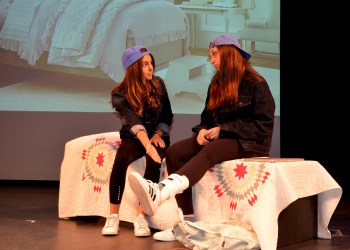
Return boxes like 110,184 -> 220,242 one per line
0,181 -> 350,250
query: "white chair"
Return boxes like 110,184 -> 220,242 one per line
237,0 -> 280,55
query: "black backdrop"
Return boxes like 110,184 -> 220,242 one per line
280,2 -> 348,195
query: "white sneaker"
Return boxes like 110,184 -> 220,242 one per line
128,172 -> 161,216
133,214 -> 151,237
159,174 -> 190,201
102,214 -> 119,235
153,228 -> 177,241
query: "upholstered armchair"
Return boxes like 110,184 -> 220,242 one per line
237,0 -> 280,54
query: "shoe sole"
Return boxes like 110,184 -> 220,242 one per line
135,232 -> 151,237
128,172 -> 157,216
102,231 -> 119,236
153,235 -> 177,241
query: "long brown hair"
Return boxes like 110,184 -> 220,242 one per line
206,45 -> 264,111
111,53 -> 162,116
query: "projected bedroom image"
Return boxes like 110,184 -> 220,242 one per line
0,0 -> 280,116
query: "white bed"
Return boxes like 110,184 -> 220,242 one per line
0,0 -> 190,82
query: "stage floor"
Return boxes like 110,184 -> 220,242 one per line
0,181 -> 349,250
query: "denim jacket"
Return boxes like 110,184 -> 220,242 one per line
192,77 -> 275,154
111,76 -> 173,140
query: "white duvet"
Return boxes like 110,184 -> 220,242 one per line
0,0 -> 67,64
47,0 -> 139,69
100,0 -> 190,82
0,0 -> 189,82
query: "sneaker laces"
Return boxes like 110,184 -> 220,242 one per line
146,180 -> 160,191
158,227 -> 176,239
145,180 -> 160,199
135,215 -> 148,230
105,215 -> 118,228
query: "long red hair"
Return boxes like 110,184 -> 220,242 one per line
207,45 -> 264,111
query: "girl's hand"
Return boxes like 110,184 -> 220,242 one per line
145,142 -> 161,163
205,127 -> 220,141
150,134 -> 165,148
136,129 -> 162,163
196,127 -> 220,145
196,129 -> 211,145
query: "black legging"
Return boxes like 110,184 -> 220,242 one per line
109,138 -> 168,204
165,135 -> 266,215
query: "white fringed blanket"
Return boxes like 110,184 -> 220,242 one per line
59,132 -> 342,250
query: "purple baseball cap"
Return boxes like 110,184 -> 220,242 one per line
122,45 -> 151,69
209,34 -> 251,60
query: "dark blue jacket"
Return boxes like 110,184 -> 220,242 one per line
111,76 -> 173,141
192,77 -> 275,154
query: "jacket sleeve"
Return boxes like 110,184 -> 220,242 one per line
192,89 -> 212,133
111,91 -> 146,136
156,77 -> 174,135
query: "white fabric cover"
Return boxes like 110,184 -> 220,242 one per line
58,131 -> 179,230
59,131 -> 342,250
0,0 -> 14,29
49,0 -> 110,57
47,0 -> 139,68
19,0 -> 62,64
194,159 -> 342,250
99,0 -> 189,82
0,0 -> 41,41
0,0 -> 189,81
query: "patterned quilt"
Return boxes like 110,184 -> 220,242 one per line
59,132 -> 342,250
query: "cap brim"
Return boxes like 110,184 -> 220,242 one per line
239,48 -> 251,60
